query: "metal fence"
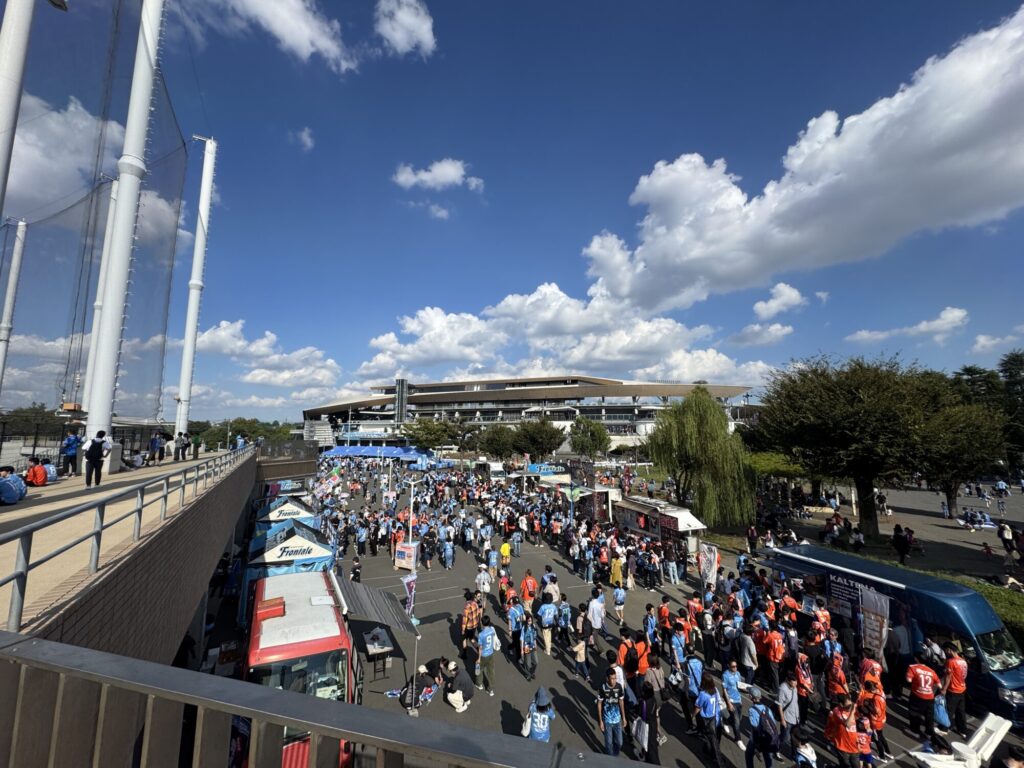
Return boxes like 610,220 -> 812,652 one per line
256,439 -> 320,462
0,446 -> 256,632
0,630 -> 635,768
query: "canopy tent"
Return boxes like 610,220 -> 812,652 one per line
335,577 -> 419,638
321,445 -> 432,461
240,519 -> 335,626
254,497 -> 317,532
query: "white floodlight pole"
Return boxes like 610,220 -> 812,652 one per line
0,219 -> 26,397
86,0 -> 165,437
81,179 -> 118,412
0,0 -> 68,221
174,136 -> 216,435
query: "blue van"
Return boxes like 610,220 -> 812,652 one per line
761,544 -> 1024,725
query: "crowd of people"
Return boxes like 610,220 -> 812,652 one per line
310,456 -> 990,766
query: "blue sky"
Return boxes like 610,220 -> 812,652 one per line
8,0 -> 1024,421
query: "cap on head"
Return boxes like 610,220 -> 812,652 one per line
749,686 -> 763,700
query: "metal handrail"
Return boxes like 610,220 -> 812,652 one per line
0,630 -> 635,768
2,445 -> 257,631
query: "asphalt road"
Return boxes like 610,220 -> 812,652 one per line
351,522 -> 1014,767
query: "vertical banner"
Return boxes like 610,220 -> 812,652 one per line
859,585 -> 889,654
699,543 -> 718,589
401,572 -> 417,616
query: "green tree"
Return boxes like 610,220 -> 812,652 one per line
1,402 -> 66,436
187,420 -> 212,437
647,386 -> 755,526
199,418 -> 296,447
920,403 -> 1006,516
401,418 -> 449,451
952,365 -> 1005,411
478,424 -> 516,460
758,356 -> 922,538
1000,350 -> 1024,471
513,418 -> 565,459
747,451 -> 805,479
569,416 -> 611,458
443,416 -> 480,452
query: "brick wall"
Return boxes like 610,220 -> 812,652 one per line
25,456 -> 257,664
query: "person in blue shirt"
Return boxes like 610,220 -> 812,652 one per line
556,596 -> 572,646
643,603 -> 659,654
512,529 -> 522,557
60,431 -> 81,477
521,615 -> 539,680
508,598 -> 526,664
598,668 -> 625,756
695,672 -> 726,768
0,467 -> 26,505
524,687 -> 556,742
680,645 -> 704,735
443,540 -> 454,570
612,585 -> 627,625
746,687 -> 777,768
477,616 -> 498,696
537,597 -> 558,655
722,659 -> 745,748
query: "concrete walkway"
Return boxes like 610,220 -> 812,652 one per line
0,451 -> 237,631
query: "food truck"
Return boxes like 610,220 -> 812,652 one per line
613,495 -> 706,553
246,571 -> 362,765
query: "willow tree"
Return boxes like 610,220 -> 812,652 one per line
648,386 -> 755,527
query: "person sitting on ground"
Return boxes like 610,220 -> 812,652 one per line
23,456 -> 46,487
41,458 -> 58,483
0,466 -> 26,505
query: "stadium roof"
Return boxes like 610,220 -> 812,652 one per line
303,375 -> 750,418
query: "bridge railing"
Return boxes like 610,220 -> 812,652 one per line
0,445 -> 257,632
0,629 -> 632,768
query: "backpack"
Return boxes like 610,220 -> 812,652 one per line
753,704 -> 781,749
623,642 -> 640,675
700,610 -> 714,633
85,439 -> 105,463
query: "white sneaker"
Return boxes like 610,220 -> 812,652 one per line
737,740 -> 745,750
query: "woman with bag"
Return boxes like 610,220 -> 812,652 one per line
635,681 -> 661,764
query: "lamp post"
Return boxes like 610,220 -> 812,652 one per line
403,475 -> 421,627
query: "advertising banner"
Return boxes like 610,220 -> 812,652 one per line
394,542 -> 419,571
859,585 -> 890,654
699,543 -> 718,589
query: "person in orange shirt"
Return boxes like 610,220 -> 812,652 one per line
827,652 -> 849,705
859,649 -> 883,689
942,643 -> 969,739
825,694 -> 860,768
780,589 -> 800,624
795,652 -> 814,724
813,598 -> 831,633
520,570 -> 538,605
765,625 -> 786,694
24,457 -> 46,487
657,597 -> 673,655
905,652 -> 940,738
857,679 -> 892,760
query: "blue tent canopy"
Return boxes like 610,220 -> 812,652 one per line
321,445 -> 432,461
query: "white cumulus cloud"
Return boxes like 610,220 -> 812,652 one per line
392,158 -> 482,191
815,291 -> 830,305
972,334 -> 1019,354
375,0 -> 436,58
582,7 -> 1024,313
729,323 -> 794,347
846,307 -> 969,345
753,283 -> 807,320
181,0 -> 356,75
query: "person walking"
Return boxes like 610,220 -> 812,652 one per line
906,652 -> 941,739
598,667 -> 625,756
537,596 -> 557,655
521,614 -> 539,680
746,687 -> 780,768
942,643 -> 969,740
477,616 -> 498,697
82,431 -> 112,488
522,687 -> 556,742
639,680 -> 662,765
825,694 -> 860,768
695,672 -> 726,768
777,672 -> 801,756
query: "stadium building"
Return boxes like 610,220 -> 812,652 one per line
302,375 -> 750,448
